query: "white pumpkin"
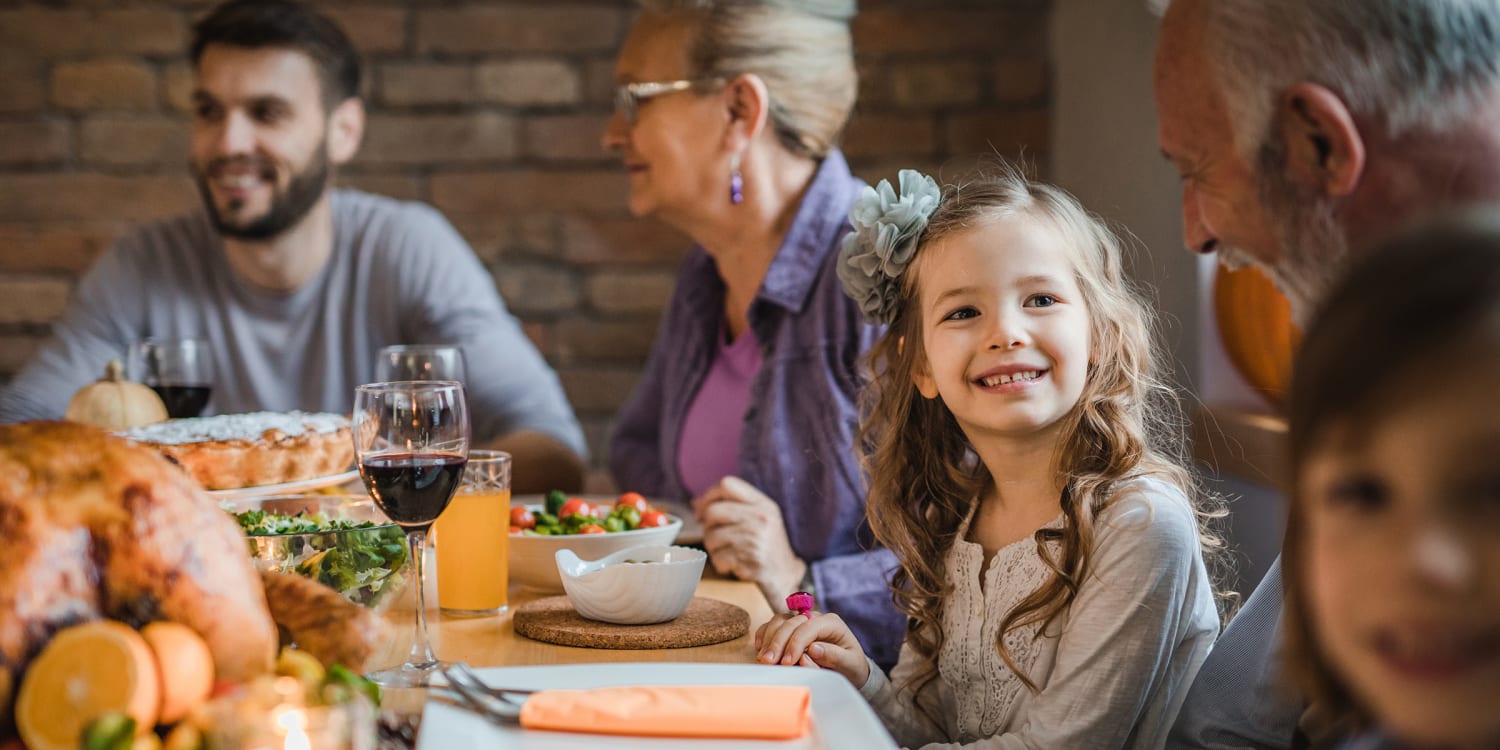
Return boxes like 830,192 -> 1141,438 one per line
65,359 -> 169,430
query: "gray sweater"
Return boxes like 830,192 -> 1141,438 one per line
859,478 -> 1219,749
0,190 -> 585,456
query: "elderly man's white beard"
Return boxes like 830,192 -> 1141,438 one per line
1233,147 -> 1353,325
1217,216 -> 1346,325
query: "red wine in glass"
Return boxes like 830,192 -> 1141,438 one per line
150,384 -> 212,419
359,453 -> 467,528
353,379 -> 469,688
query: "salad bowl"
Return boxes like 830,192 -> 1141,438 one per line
225,494 -> 411,610
510,508 -> 681,592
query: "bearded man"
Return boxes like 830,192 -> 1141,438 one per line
0,0 -> 586,492
1154,0 -> 1500,747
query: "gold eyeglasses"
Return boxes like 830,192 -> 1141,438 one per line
613,78 -> 725,124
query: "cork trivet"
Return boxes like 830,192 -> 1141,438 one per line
513,596 -> 749,650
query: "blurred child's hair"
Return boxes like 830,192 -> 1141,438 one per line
1284,210 -> 1500,727
857,162 -> 1228,722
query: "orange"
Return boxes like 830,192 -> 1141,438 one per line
163,722 -> 205,750
141,621 -> 215,724
15,621 -> 161,750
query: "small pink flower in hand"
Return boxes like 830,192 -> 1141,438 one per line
786,591 -> 814,619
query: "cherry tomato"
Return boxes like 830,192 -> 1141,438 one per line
615,492 -> 649,513
580,524 -> 607,534
509,505 -> 536,529
509,525 -> 523,535
558,498 -> 594,519
639,510 -> 669,528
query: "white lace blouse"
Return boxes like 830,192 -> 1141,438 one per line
858,477 -> 1219,749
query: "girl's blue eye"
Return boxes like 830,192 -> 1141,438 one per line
1025,294 -> 1058,308
944,306 -> 979,321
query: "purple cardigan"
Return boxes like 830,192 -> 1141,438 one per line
609,151 -> 904,666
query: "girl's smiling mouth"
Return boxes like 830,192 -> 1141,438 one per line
973,365 -> 1049,390
1371,622 -> 1500,681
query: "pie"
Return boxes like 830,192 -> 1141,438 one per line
120,411 -> 353,491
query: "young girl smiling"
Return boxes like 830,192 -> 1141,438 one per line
1283,218 -> 1500,750
757,166 -> 1223,748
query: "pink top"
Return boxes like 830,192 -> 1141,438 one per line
676,327 -> 763,498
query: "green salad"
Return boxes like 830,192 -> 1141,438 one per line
231,508 -> 408,608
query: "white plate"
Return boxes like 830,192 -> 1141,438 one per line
417,662 -> 897,750
513,493 -> 703,545
206,469 -> 361,499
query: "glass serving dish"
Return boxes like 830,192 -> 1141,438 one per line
224,494 -> 411,611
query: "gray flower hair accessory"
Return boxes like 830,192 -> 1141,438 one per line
837,169 -> 942,324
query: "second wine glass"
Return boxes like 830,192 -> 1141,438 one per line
376,344 -> 466,383
353,380 -> 469,688
131,338 -> 213,418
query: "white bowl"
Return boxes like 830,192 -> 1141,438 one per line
556,545 -> 706,625
508,505 -> 682,592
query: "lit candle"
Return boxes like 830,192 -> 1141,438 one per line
275,706 -> 311,750
204,675 -> 374,750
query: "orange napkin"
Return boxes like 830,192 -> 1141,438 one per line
518,685 -> 811,739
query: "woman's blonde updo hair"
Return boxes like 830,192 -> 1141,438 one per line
637,0 -> 858,160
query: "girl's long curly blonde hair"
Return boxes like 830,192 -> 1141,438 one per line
857,165 -> 1228,728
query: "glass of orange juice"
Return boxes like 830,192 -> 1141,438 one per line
433,450 -> 510,615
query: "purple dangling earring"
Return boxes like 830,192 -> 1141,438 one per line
729,155 -> 744,205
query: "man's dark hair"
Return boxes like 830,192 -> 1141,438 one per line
190,0 -> 361,106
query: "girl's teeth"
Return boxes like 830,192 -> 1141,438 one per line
980,370 -> 1040,387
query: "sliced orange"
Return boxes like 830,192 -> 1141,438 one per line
141,621 -> 215,724
15,621 -> 161,750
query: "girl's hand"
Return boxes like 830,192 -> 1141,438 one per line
753,611 -> 871,687
692,476 -> 805,596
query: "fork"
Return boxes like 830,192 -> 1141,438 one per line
432,662 -> 530,725
446,661 -> 538,699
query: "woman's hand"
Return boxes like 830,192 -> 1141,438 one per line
691,476 -> 805,597
754,611 -> 871,687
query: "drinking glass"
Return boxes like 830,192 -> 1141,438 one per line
352,380 -> 469,688
203,676 -> 374,750
130,338 -> 213,418
434,450 -> 511,615
376,345 -> 466,383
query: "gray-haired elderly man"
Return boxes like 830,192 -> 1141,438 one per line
1154,0 -> 1500,748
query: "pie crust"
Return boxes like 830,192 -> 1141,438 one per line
121,411 -> 353,491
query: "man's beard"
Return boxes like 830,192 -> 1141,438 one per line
1222,140 -> 1352,325
193,147 -> 330,241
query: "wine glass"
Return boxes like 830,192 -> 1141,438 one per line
376,344 -> 466,383
130,338 -> 213,418
352,380 -> 470,688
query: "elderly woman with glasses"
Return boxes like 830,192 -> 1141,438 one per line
602,0 -> 904,667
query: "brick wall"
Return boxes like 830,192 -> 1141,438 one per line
0,0 -> 1051,489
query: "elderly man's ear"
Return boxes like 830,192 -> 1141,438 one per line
328,97 -> 365,165
1276,82 -> 1365,198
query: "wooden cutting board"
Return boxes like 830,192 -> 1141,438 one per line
512,596 -> 749,650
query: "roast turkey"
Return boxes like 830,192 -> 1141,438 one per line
0,421 -> 384,735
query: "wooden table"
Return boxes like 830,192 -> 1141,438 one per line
373,566 -> 775,715
376,575 -> 775,669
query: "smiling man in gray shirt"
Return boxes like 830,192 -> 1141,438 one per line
0,0 -> 586,492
